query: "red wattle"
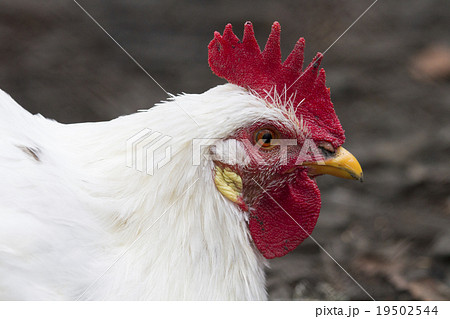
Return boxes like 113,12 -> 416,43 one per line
249,170 -> 321,259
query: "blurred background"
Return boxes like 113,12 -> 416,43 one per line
0,0 -> 448,300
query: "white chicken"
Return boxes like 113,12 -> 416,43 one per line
0,22 -> 362,300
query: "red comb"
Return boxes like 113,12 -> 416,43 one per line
208,21 -> 345,146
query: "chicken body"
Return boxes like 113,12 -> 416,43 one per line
0,84 -> 271,300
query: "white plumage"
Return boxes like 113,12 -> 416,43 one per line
0,84 -> 291,300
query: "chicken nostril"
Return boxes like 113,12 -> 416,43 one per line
318,142 -> 335,157
319,146 -> 335,158
324,148 -> 333,156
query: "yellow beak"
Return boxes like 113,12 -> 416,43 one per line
304,146 -> 363,181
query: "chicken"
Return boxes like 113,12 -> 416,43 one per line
0,21 -> 362,300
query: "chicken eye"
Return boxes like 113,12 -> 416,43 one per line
255,128 -> 278,149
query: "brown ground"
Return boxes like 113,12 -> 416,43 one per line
0,0 -> 448,300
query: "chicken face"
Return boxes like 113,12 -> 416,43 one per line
209,22 -> 362,259
212,112 -> 362,259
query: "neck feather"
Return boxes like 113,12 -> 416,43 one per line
57,84 -> 269,299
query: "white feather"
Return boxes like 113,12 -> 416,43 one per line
0,84 -> 300,300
